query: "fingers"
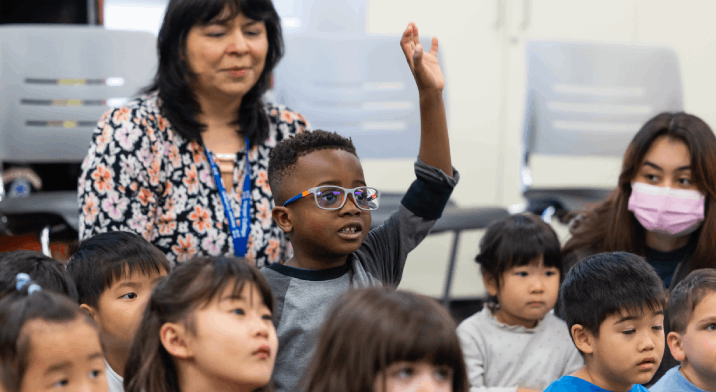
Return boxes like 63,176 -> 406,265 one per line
412,23 -> 420,45
429,36 -> 439,57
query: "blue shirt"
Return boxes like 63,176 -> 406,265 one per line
649,366 -> 707,392
544,376 -> 649,392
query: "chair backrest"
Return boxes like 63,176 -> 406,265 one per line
0,25 -> 156,163
521,41 -> 682,190
272,32 -> 442,159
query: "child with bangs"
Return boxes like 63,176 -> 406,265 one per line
457,214 -> 583,392
67,231 -> 170,392
263,22 -> 458,392
545,252 -> 666,392
0,275 -> 108,392
299,287 -> 469,392
123,256 -> 277,392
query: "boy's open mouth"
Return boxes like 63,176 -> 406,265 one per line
338,223 -> 363,235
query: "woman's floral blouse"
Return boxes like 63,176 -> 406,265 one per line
78,92 -> 310,266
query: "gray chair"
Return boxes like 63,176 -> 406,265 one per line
0,25 -> 156,253
273,32 -> 440,159
521,41 -> 683,219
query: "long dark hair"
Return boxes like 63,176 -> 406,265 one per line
124,256 -> 274,392
0,282 -> 95,391
147,0 -> 283,146
563,112 -> 716,272
476,213 -> 562,311
299,288 -> 469,392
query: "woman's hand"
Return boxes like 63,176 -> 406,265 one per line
400,22 -> 444,94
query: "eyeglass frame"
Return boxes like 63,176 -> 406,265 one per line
282,186 -> 381,211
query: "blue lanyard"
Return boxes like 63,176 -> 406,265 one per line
204,138 -> 251,257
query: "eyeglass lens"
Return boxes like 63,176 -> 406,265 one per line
314,187 -> 379,210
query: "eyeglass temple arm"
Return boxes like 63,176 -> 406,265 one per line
283,190 -> 311,207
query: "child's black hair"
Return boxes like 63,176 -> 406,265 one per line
267,130 -> 358,204
124,256 -> 274,392
67,231 -> 171,307
667,269 -> 716,333
0,250 -> 78,302
0,278 -> 96,391
475,213 -> 562,310
559,251 -> 666,340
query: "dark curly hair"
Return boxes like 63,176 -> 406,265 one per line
268,130 -> 358,204
146,0 -> 283,146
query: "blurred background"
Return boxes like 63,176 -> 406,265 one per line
1,0 -> 713,312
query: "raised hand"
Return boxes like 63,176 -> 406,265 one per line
400,22 -> 444,93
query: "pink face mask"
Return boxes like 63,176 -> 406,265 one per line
627,182 -> 705,237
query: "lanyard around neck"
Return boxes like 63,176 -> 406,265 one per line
204,138 -> 251,257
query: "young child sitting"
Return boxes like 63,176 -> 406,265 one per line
0,250 -> 78,302
545,252 -> 666,392
299,287 -> 469,392
650,269 -> 716,392
261,22 -> 458,392
0,274 -> 108,392
124,256 -> 277,392
67,231 -> 170,392
457,214 -> 583,392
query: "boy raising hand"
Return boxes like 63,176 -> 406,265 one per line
262,23 -> 458,392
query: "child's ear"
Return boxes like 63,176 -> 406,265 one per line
667,331 -> 685,361
79,304 -> 98,323
482,272 -> 498,297
160,322 -> 193,359
272,206 -> 293,234
571,324 -> 594,355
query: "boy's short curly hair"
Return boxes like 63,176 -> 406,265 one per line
668,269 -> 716,333
268,130 -> 358,204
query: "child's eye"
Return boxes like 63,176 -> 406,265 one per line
53,379 -> 69,388
545,271 -> 557,277
706,323 -> 716,331
244,30 -> 261,37
435,367 -> 453,381
679,177 -> 692,185
89,369 -> 102,379
622,329 -> 636,335
652,324 -> 664,331
262,313 -> 272,321
121,293 -> 137,300
232,308 -> 245,315
515,271 -> 528,277
645,174 -> 659,182
396,366 -> 414,379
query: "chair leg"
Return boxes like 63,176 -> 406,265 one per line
40,225 -> 51,257
441,230 -> 462,308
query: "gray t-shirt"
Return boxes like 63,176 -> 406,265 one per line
261,160 -> 458,392
457,307 -> 584,392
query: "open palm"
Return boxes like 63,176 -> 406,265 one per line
400,22 -> 445,92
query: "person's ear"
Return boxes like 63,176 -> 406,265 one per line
272,206 -> 293,234
79,304 -> 98,323
571,324 -> 594,355
482,272 -> 498,297
667,331 -> 685,362
160,322 -> 193,359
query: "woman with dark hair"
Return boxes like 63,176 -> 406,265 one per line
561,111 -> 716,382
78,0 -> 310,266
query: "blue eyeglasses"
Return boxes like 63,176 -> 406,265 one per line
283,186 -> 381,211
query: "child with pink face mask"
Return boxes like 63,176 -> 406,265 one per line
563,112 -> 716,383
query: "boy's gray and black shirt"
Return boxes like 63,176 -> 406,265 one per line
260,159 -> 459,392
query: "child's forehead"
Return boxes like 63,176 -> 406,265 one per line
108,266 -> 167,288
291,149 -> 365,185
604,305 -> 664,325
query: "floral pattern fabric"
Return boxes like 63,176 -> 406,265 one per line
78,92 -> 310,266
